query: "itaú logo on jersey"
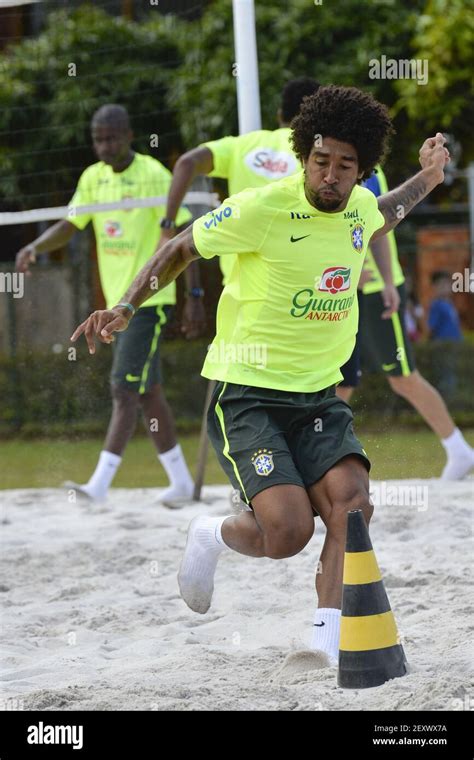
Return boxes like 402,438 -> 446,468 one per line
104,220 -> 122,238
319,267 -> 351,294
245,148 -> 297,180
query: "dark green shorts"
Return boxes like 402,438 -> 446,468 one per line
359,283 -> 416,377
110,305 -> 172,393
207,382 -> 370,505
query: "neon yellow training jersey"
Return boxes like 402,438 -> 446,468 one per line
193,170 -> 385,393
362,165 -> 404,295
69,153 -> 192,309
202,128 -> 300,284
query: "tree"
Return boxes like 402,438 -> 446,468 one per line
169,0 -> 473,185
0,6 -> 183,209
393,0 -> 474,164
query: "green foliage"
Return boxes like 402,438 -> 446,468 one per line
393,0 -> 474,162
0,338 -> 210,437
0,5 -> 182,208
170,0 -> 432,179
1,338 -> 473,437
0,0 -> 471,209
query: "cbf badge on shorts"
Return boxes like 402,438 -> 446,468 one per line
251,449 -> 274,477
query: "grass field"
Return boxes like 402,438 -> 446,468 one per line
1,429 -> 473,489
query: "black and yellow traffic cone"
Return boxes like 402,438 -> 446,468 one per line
338,509 -> 407,688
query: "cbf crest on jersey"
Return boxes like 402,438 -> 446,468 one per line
351,223 -> 364,252
251,448 -> 274,476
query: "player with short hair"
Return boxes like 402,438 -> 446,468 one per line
16,104 -> 204,504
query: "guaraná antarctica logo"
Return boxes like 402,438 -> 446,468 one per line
290,266 -> 355,322
319,266 -> 351,294
104,220 -> 122,238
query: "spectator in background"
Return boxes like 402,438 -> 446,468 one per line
428,271 -> 463,341
428,270 -> 463,400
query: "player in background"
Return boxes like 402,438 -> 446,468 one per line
336,165 -> 474,481
16,105 -> 206,504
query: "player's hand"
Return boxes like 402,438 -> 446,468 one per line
381,284 -> 400,319
15,244 -> 37,275
70,308 -> 131,354
419,133 -> 450,184
181,297 -> 206,340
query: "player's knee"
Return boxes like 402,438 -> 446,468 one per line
327,485 -> 373,537
388,371 -> 416,398
111,383 -> 140,409
263,520 -> 314,559
139,383 -> 162,405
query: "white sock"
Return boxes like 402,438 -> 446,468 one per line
158,444 -> 193,494
310,608 -> 341,664
441,428 -> 474,480
177,515 -> 230,614
196,515 -> 230,551
442,428 -> 471,457
84,450 -> 122,500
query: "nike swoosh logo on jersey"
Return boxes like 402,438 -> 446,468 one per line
290,234 -> 311,242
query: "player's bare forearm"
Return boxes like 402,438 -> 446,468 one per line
16,220 -> 76,273
184,260 -> 202,290
370,234 -> 393,285
35,219 -> 76,253
70,227 -> 202,352
121,226 -> 201,310
165,147 -> 214,222
373,169 -> 435,239
373,133 -> 450,240
370,234 -> 400,318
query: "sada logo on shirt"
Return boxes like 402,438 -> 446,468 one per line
244,148 -> 298,180
104,220 -> 122,238
319,267 -> 351,294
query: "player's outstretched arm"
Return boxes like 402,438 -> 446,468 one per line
372,132 -> 450,240
70,226 -> 201,354
15,220 -> 76,275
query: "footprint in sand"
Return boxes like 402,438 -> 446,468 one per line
271,650 -> 334,683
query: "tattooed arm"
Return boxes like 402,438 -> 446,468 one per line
70,226 -> 201,353
371,133 -> 450,240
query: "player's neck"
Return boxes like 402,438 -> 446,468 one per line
111,151 -> 135,173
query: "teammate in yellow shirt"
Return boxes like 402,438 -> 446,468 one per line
71,87 -> 450,665
337,166 -> 474,480
16,104 -> 204,504
159,77 -> 320,284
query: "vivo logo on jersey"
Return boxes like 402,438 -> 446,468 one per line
244,148 -> 297,180
319,266 -> 351,294
203,206 -> 233,229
